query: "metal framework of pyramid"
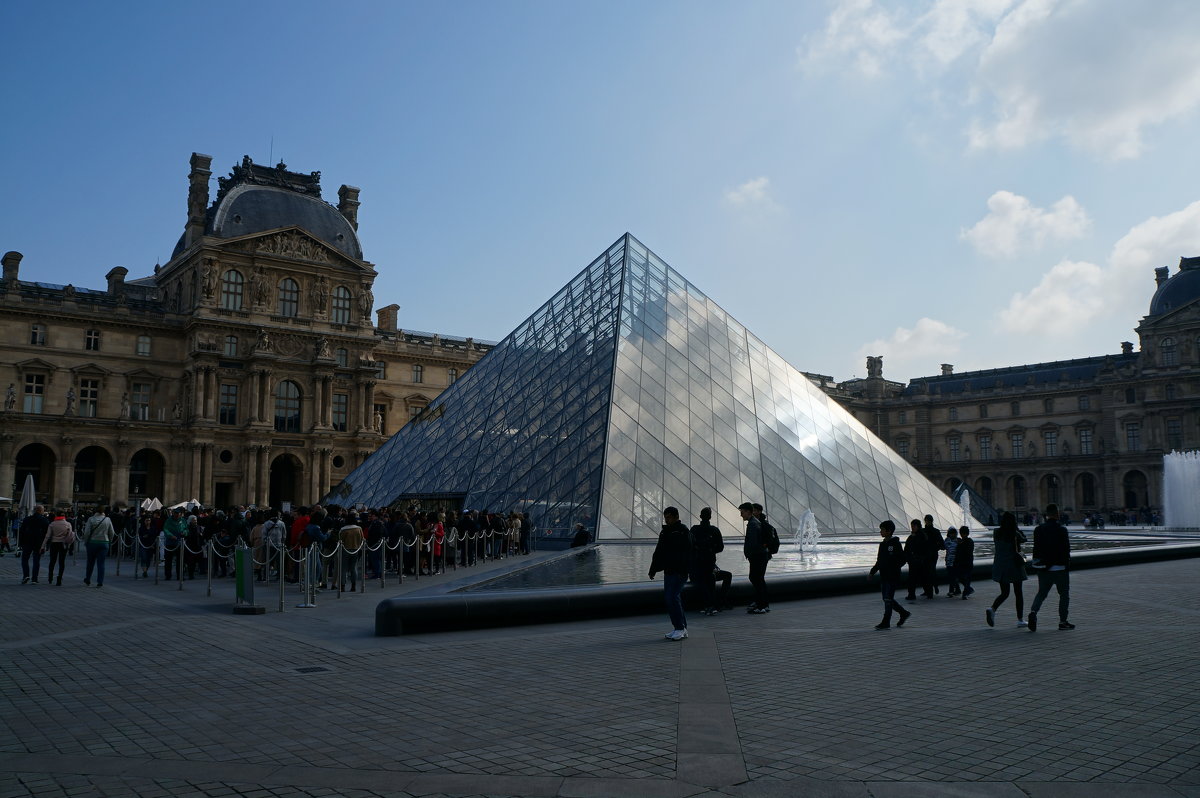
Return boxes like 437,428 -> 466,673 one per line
327,234 -> 969,538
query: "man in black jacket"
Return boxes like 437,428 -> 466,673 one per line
649,507 -> 692,640
19,506 -> 49,584
1028,503 -> 1073,632
922,514 -> 945,596
742,502 -> 771,613
904,519 -> 928,600
690,507 -> 724,616
869,520 -> 911,629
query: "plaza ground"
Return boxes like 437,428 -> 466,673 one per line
0,548 -> 1197,798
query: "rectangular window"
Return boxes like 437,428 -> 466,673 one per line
1078,395 -> 1090,411
979,404 -> 988,419
1079,428 -> 1093,455
1043,430 -> 1057,457
896,439 -> 909,459
1010,432 -> 1023,458
1011,401 -> 1021,416
23,374 -> 44,413
30,324 -> 46,346
136,335 -> 151,357
224,335 -> 239,358
1125,421 -> 1141,452
218,383 -> 238,425
374,361 -> 386,379
412,364 -> 424,383
332,393 -> 349,432
948,407 -> 958,421
979,435 -> 991,461
1043,398 -> 1054,414
1167,418 -> 1183,450
1125,387 -> 1136,404
897,410 -> 907,424
948,436 -> 960,462
85,329 -> 101,351
78,379 -> 99,418
448,367 -> 458,384
131,382 -> 151,421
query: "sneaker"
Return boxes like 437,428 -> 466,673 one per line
897,610 -> 911,627
84,579 -> 91,586
963,588 -> 974,598
1016,620 -> 1028,628
665,629 -> 687,641
1058,621 -> 1075,630
1027,612 -> 1037,632
749,607 -> 769,614
874,622 -> 890,630
663,630 -> 677,640
986,608 -> 995,627
21,577 -> 29,585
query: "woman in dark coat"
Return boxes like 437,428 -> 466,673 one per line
986,512 -> 1028,628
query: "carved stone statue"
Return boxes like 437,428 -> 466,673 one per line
119,392 -> 130,419
201,259 -> 217,300
4,383 -> 15,411
64,387 -> 76,416
358,285 -> 374,319
253,328 -> 271,353
374,410 -> 383,432
172,402 -> 183,421
866,356 -> 883,379
316,336 -> 331,359
310,276 -> 328,312
63,284 -> 76,300
252,269 -> 269,307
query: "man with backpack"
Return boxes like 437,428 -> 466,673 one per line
741,502 -> 775,614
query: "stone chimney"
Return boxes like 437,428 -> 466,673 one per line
2,251 -> 22,284
184,153 -> 213,250
1155,266 -> 1170,286
105,267 -> 128,295
338,185 -> 361,231
941,363 -> 954,376
1121,341 -> 1134,355
376,303 -> 399,331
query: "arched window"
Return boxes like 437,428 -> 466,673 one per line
336,348 -> 348,367
331,286 -> 352,324
220,270 -> 244,310
1160,337 -> 1178,366
277,278 -> 299,318
274,380 -> 302,433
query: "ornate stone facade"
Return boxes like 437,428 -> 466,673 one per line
823,259 -> 1200,521
0,154 -> 491,510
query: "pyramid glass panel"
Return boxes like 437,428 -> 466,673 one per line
328,234 -> 969,539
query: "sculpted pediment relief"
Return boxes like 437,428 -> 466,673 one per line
218,227 -> 371,272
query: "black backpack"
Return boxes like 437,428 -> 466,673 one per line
762,520 -> 780,555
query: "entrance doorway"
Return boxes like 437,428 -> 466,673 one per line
268,453 -> 304,510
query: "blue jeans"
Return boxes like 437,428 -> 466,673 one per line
1030,569 -> 1070,622
84,541 -> 108,585
663,572 -> 687,631
880,579 -> 906,623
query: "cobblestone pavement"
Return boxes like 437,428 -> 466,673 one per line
0,549 -> 1197,797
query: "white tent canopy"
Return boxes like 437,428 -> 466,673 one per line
168,498 -> 200,511
140,497 -> 164,512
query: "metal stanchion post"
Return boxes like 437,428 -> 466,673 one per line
360,545 -> 366,593
336,543 -> 343,598
206,540 -> 213,598
278,545 -> 285,612
178,542 -> 184,591
296,546 -> 316,608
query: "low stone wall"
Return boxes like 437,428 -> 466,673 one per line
375,541 -> 1200,635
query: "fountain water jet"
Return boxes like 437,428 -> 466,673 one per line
1163,451 -> 1200,529
795,510 -> 821,558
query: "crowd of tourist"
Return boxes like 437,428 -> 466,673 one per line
9,503 -> 537,590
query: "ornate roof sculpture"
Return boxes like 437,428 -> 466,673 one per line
327,234 -> 970,538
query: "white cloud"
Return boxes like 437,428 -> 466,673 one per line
856,317 -> 967,378
801,0 -> 1200,160
725,176 -> 776,208
997,199 -> 1200,334
961,190 -> 1089,257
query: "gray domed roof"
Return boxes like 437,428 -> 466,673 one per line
1148,256 -> 1200,317
209,184 -> 362,259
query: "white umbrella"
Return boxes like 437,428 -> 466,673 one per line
140,497 -> 163,512
17,474 -> 36,518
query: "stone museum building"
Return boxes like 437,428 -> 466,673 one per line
823,257 -> 1200,521
0,153 -> 491,510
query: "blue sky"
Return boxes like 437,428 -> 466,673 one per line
4,0 -> 1200,382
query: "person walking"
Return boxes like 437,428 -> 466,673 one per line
690,507 -> 724,615
338,512 -> 365,591
740,502 -> 771,613
19,505 -> 49,584
956,526 -> 975,598
869,520 -> 911,629
986,512 -> 1028,628
163,507 -> 187,580
904,519 -> 929,600
1028,503 -> 1074,632
135,514 -> 158,577
649,506 -> 692,640
922,515 -> 945,596
41,511 -> 75,586
81,506 -> 115,588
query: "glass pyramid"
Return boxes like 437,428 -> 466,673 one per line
327,234 -> 969,539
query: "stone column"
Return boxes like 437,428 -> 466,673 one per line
244,444 -> 259,505
201,444 -> 213,506
111,463 -> 130,510
363,381 -> 376,432
246,371 -> 259,423
194,368 -> 207,421
256,446 -> 270,508
205,368 -> 217,420
323,377 -> 333,427
260,371 -> 274,426
308,449 -> 323,504
0,436 -> 14,502
311,375 -> 324,430
54,461 -> 74,508
190,444 -> 203,500
320,448 -> 333,497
